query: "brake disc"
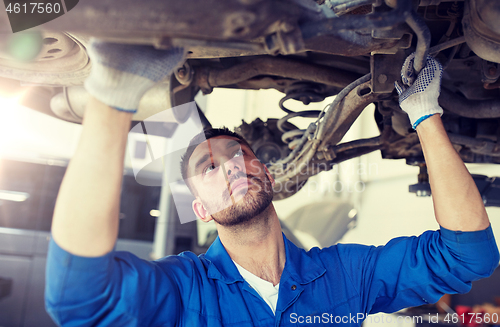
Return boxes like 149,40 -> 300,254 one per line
0,31 -> 91,86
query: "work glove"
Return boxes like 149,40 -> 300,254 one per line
84,39 -> 185,113
395,53 -> 444,129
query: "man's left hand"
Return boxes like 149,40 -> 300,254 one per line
395,53 -> 444,129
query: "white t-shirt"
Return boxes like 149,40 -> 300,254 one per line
233,261 -> 280,314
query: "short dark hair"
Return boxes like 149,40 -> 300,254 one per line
180,127 -> 253,194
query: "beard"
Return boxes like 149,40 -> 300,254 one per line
207,171 -> 274,227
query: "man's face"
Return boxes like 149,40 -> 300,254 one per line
187,136 -> 274,226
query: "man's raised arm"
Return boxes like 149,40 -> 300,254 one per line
396,53 -> 489,231
50,40 -> 185,256
417,115 -> 489,231
51,99 -> 132,256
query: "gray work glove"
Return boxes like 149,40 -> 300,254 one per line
84,39 -> 185,113
395,53 -> 444,129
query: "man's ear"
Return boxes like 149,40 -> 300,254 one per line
263,164 -> 275,187
192,198 -> 213,223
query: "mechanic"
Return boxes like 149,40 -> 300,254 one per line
45,40 -> 499,326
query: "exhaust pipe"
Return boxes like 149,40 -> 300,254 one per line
50,84 -> 181,123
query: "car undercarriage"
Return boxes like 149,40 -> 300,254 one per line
0,0 -> 499,201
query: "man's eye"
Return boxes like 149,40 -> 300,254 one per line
233,149 -> 243,157
204,164 -> 216,175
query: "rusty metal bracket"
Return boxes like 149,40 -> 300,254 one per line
371,50 -> 407,93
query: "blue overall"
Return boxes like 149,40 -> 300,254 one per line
45,226 -> 499,326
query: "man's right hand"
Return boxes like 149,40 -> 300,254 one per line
84,39 -> 185,113
51,41 -> 184,257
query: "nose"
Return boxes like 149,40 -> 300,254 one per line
226,164 -> 239,177
224,157 -> 243,177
